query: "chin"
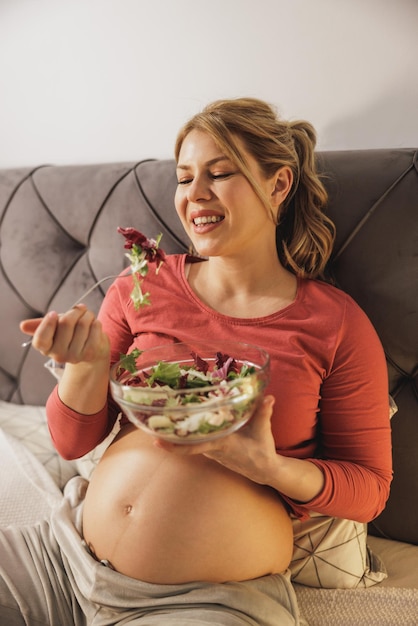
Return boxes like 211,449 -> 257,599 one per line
189,241 -> 214,258
193,247 -> 219,259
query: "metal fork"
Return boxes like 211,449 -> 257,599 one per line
21,269 -> 132,347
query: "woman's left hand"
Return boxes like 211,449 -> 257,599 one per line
153,394 -> 278,486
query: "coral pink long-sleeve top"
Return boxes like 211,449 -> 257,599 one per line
47,254 -> 392,522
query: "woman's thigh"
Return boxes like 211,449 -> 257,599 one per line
0,521 -> 83,626
86,572 -> 301,626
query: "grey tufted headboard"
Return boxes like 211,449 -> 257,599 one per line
0,149 -> 417,544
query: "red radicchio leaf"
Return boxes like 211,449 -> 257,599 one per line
212,355 -> 237,380
215,352 -> 238,372
191,352 -> 209,374
178,373 -> 190,388
151,399 -> 167,407
117,227 -> 148,249
117,227 -> 166,265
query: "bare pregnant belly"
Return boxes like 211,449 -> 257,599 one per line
82,424 -> 293,584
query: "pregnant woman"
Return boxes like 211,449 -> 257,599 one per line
4,97 -> 392,626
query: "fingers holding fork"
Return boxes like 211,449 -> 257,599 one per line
20,270 -> 132,350
20,304 -> 108,366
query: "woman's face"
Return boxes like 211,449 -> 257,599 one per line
175,130 -> 280,259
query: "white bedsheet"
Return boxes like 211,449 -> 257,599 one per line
0,429 -> 62,526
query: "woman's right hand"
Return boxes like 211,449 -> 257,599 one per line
20,303 -> 110,365
21,304 -> 112,416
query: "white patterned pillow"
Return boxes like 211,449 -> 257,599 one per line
290,512 -> 387,588
289,396 -> 396,590
0,400 -> 78,489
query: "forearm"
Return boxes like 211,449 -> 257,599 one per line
264,453 -> 392,522
265,454 -> 325,504
254,451 -> 391,523
46,383 -> 113,460
57,357 -> 110,415
298,458 -> 393,522
46,356 -> 113,459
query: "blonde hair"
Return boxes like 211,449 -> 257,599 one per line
174,97 -> 335,279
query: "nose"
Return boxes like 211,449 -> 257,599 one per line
187,175 -> 212,203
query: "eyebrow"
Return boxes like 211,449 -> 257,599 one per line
176,156 -> 232,171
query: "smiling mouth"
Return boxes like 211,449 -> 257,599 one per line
193,215 -> 224,226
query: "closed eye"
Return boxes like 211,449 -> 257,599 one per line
211,173 -> 234,180
176,171 -> 238,186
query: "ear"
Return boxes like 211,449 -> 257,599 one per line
270,166 -> 293,209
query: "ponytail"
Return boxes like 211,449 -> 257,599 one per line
278,121 -> 335,279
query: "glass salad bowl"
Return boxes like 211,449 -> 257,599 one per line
109,341 -> 270,444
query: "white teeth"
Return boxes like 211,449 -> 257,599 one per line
193,215 -> 222,225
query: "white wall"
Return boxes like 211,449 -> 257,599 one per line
1,0 -> 417,167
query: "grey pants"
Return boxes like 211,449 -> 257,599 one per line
0,477 -> 302,625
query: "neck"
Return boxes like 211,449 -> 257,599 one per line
207,253 -> 284,293
188,246 -> 297,318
